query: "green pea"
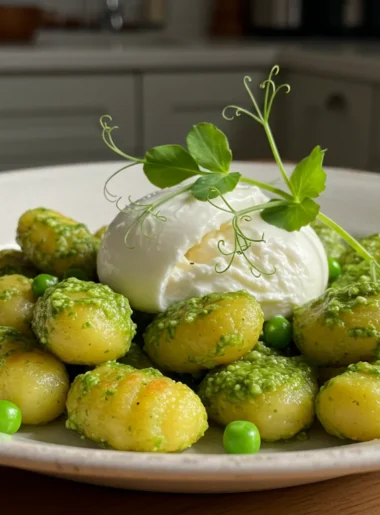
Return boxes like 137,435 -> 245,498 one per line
223,420 -> 261,454
32,274 -> 59,297
328,258 -> 342,283
0,400 -> 22,435
263,315 -> 292,350
63,268 -> 89,281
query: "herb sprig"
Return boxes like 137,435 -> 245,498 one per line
100,65 -> 378,278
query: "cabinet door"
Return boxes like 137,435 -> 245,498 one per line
280,73 -> 372,170
142,71 -> 274,161
369,88 -> 380,173
0,75 -> 137,171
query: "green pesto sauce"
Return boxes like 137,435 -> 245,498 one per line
145,290 -> 255,347
295,281 -> 380,330
199,352 -> 316,403
0,276 -> 32,303
340,233 -> 380,267
331,261 -> 372,290
311,221 -> 346,260
32,277 -> 136,347
347,361 -> 380,376
0,326 -> 35,364
16,208 -> 98,277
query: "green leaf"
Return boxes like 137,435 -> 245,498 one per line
290,146 -> 326,201
261,198 -> 320,232
191,172 -> 241,201
144,145 -> 201,188
186,123 -> 232,173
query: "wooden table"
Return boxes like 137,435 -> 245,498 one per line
3,467 -> 380,515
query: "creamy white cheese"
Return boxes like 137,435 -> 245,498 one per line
97,184 -> 328,318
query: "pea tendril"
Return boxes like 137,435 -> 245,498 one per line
100,66 -> 380,282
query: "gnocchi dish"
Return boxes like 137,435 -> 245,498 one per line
1,67 -> 380,455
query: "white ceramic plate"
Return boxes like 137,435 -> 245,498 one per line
1,161 -> 380,493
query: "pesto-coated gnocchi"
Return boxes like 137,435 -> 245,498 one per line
17,208 -> 98,278
0,249 -> 37,278
293,282 -> 380,366
199,347 -> 318,442
0,274 -> 36,335
66,361 -> 208,452
316,362 -> 380,441
32,278 -> 136,365
340,233 -> 380,267
0,326 -> 69,425
144,291 -> 264,374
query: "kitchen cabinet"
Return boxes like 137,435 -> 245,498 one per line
369,88 -> 380,173
0,75 -> 137,171
279,73 -> 373,170
142,71 -> 275,161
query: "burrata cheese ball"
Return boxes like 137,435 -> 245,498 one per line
144,291 -> 264,374
17,207 -> 98,278
293,282 -> 380,366
199,348 -> 318,442
32,278 -> 136,365
0,274 -> 36,335
66,361 -> 208,452
0,326 -> 69,425
98,184 -> 328,319
316,361 -> 380,441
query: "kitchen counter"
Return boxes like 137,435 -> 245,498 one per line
2,32 -> 380,83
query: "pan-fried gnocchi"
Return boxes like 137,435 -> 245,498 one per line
199,347 -> 318,442
0,274 -> 36,335
32,278 -> 136,365
66,361 -> 208,452
0,326 -> 69,424
144,291 -> 264,374
293,282 -> 380,366
316,362 -> 380,441
17,208 -> 98,278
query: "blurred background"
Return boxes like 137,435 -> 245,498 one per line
0,0 -> 378,172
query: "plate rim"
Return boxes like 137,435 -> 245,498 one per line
1,161 -> 380,484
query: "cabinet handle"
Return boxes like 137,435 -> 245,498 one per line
325,93 -> 348,112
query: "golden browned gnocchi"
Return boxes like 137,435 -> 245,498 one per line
198,347 -> 318,442
0,326 -> 69,425
316,361 -> 380,441
16,208 -> 98,278
66,361 -> 208,452
0,249 -> 37,278
0,274 -> 36,335
293,282 -> 380,366
144,291 -> 264,374
32,277 -> 136,365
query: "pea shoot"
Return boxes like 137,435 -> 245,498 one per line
32,274 -> 59,297
328,258 -> 342,283
0,400 -> 22,435
223,420 -> 261,454
99,65 -> 379,280
263,315 -> 293,350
